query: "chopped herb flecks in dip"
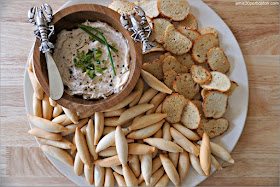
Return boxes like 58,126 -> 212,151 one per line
53,21 -> 130,99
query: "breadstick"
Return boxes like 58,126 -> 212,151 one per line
113,172 -> 126,186
49,97 -> 57,107
84,163 -> 94,185
138,88 -> 158,104
128,143 -> 156,155
42,94 -> 53,120
141,153 -> 152,185
178,150 -> 189,181
33,93 -> 42,117
211,154 -> 223,170
146,167 -> 165,186
96,128 -> 130,153
172,123 -> 201,141
102,126 -> 116,135
94,112 -> 104,145
28,128 -> 62,140
123,164 -> 138,186
159,154 -> 180,186
96,131 -> 115,153
210,142 -> 234,164
128,155 -> 140,178
28,56 -> 33,71
98,147 -> 117,157
94,165 -> 105,187
129,77 -> 144,107
104,108 -> 125,117
86,119 -> 98,160
169,152 -> 179,168
138,156 -> 162,184
61,118 -> 88,136
37,138 -> 75,151
141,69 -> 172,94
162,122 -> 172,141
117,103 -> 154,124
189,153 -> 206,176
40,145 -> 73,166
154,129 -> 162,138
52,105 -> 63,118
104,167 -> 114,187
129,113 -> 167,131
155,103 -> 163,113
94,155 -> 131,167
111,166 -> 123,176
200,133 -> 211,176
28,67 -> 44,100
27,114 -> 67,133
62,107 -> 79,123
74,152 -> 84,176
105,116 -> 134,126
155,173 -> 169,187
170,127 -> 199,156
52,114 -> 72,126
75,127 -> 91,167
133,113 -> 145,123
143,138 -> 183,153
104,91 -> 140,112
127,120 -> 165,139
115,126 -> 128,166
146,92 -> 167,114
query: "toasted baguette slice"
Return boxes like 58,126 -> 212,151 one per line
201,71 -> 231,92
200,27 -> 218,38
181,100 -> 201,129
207,47 -> 230,73
108,0 -> 136,14
177,13 -> 198,29
153,18 -> 172,43
142,52 -> 171,80
135,0 -> 159,18
162,56 -> 189,74
162,93 -> 187,123
174,53 -> 195,72
173,73 -> 200,100
158,0 -> 190,21
162,25 -> 192,55
192,33 -> 219,63
190,65 -> 212,84
192,100 -> 203,117
141,69 -> 172,94
203,91 -> 228,118
147,16 -> 154,30
163,70 -> 177,91
197,118 -> 229,138
143,42 -> 165,54
178,28 -> 201,42
225,81 -> 239,96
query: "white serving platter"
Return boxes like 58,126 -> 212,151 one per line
24,0 -> 249,186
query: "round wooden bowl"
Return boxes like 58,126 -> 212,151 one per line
33,4 -> 142,114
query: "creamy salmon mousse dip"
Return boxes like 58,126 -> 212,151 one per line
53,21 -> 130,99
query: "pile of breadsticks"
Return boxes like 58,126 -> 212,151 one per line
27,58 -> 234,186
